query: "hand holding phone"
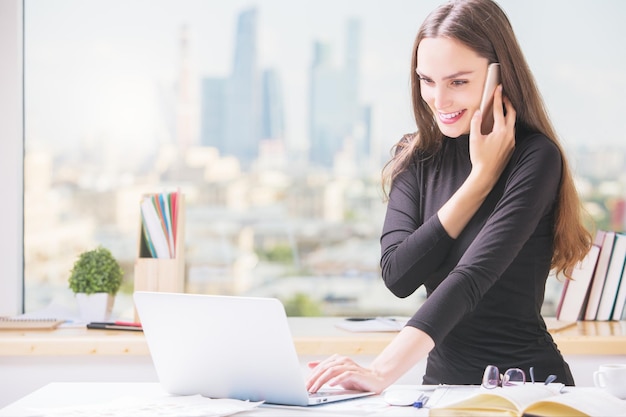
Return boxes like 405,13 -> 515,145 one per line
479,63 -> 500,134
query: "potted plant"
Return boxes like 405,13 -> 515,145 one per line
68,246 -> 124,322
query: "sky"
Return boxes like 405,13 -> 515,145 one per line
24,0 -> 626,158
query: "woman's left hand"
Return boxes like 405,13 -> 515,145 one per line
305,354 -> 386,394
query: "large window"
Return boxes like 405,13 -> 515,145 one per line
15,0 -> 626,319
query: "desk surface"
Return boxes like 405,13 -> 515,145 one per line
3,382 -> 621,417
0,382 -> 431,417
0,318 -> 625,357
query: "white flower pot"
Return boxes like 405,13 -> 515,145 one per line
76,292 -> 115,322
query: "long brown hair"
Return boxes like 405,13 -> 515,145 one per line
382,0 -> 591,277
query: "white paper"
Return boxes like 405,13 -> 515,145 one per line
27,395 -> 263,417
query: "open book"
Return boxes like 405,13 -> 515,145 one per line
428,384 -> 626,417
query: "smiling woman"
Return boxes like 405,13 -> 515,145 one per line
305,0 -> 595,395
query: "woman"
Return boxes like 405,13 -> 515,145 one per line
306,0 -> 591,394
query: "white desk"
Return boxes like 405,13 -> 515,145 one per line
0,382 -> 431,416
4,382 -> 624,417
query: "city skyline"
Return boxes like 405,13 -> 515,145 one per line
25,0 -> 626,160
20,0 -> 626,317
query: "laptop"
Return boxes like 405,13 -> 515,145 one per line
133,291 -> 374,406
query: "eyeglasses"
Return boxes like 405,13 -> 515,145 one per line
482,365 -> 526,389
482,365 -> 558,388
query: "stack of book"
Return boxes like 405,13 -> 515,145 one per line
139,190 -> 181,259
556,230 -> 626,322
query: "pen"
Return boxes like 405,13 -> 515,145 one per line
87,322 -> 143,331
345,317 -> 398,322
413,393 -> 429,408
90,321 -> 142,327
113,321 -> 142,327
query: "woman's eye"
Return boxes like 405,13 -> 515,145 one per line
451,80 -> 468,87
419,77 -> 434,85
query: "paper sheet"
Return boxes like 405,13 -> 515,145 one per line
26,395 -> 263,417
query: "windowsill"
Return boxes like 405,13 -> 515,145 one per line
548,319 -> 626,355
0,317 -> 625,357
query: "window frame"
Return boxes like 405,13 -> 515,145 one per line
0,0 -> 25,315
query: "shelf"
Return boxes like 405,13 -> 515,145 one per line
1,318 -> 624,357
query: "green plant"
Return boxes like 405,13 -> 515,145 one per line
283,293 -> 322,317
68,246 -> 123,295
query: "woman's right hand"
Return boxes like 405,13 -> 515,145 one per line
469,85 -> 516,186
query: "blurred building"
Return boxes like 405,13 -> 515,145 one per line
199,8 -> 285,171
309,18 -> 371,170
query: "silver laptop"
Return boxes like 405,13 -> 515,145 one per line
133,291 -> 374,406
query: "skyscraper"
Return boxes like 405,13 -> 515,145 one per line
200,78 -> 227,149
309,41 -> 349,168
344,18 -> 360,129
261,69 -> 285,141
345,19 -> 371,169
308,19 -> 370,169
176,25 -> 198,151
225,8 -> 261,168
198,8 -> 285,170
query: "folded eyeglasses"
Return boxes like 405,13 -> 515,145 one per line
482,365 -> 556,389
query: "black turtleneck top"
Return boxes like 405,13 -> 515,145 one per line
380,128 -> 575,385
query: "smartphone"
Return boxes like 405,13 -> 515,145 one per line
479,63 -> 500,134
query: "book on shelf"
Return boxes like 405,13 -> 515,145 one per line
596,233 -> 626,321
584,230 -> 616,320
555,245 -> 600,322
611,235 -> 626,320
612,275 -> 626,320
428,384 -> 626,417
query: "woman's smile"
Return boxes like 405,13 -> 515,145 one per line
438,109 -> 466,124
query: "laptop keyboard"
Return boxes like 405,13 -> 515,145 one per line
309,389 -> 359,397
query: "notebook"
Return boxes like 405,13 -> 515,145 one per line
133,291 -> 374,406
0,317 -> 65,330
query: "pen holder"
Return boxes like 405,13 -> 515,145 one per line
133,193 -> 186,322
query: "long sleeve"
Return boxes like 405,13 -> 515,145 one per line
407,133 -> 562,345
381,131 -> 575,386
380,161 -> 455,297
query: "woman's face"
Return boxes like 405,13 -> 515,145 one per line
416,37 -> 490,138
